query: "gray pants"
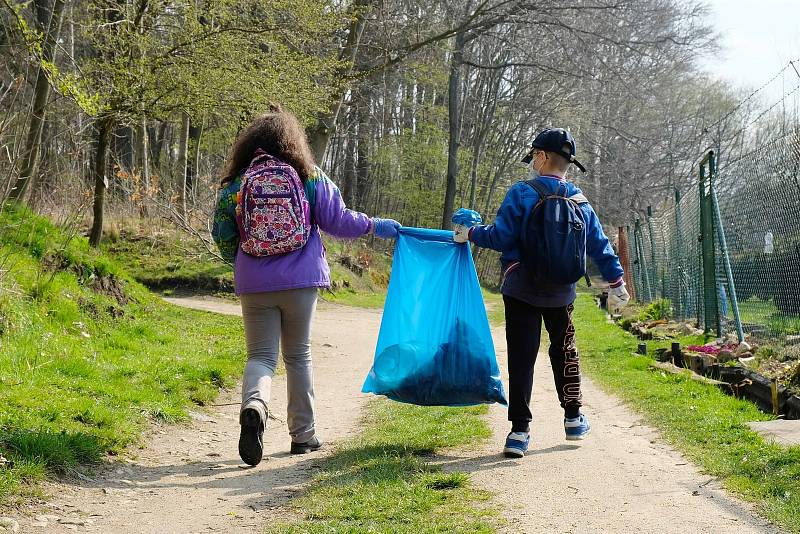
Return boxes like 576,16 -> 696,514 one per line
240,287 -> 318,443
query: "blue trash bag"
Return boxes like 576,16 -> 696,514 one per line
362,227 -> 507,406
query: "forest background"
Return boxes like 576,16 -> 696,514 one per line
0,0 -> 795,281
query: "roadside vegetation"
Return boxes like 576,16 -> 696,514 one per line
269,401 -> 495,533
573,292 -> 800,533
0,205 -> 244,506
102,227 -> 234,295
103,224 -> 391,308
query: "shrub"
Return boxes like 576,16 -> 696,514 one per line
639,298 -> 672,321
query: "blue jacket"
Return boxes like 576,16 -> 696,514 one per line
470,175 -> 623,307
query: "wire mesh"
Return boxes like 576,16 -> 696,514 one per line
630,191 -> 704,321
625,129 -> 800,345
714,131 -> 800,342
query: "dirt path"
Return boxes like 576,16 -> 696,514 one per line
13,297 -> 381,533
442,325 -> 781,534
11,298 -> 780,533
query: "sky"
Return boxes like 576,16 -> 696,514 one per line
700,0 -> 800,105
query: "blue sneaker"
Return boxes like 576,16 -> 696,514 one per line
564,414 -> 591,440
503,431 -> 530,458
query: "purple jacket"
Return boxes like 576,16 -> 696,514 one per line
233,169 -> 372,295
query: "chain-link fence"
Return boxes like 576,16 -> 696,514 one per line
623,129 -> 800,346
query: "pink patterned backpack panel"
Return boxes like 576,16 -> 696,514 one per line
236,150 -> 310,256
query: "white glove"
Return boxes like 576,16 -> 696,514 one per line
607,282 -> 630,313
453,224 -> 470,244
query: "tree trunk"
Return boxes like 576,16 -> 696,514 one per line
483,155 -> 512,217
70,6 -> 82,140
355,104 -> 370,212
135,115 -> 151,216
29,119 -> 52,207
114,125 -> 135,174
150,121 -> 167,169
307,0 -> 372,161
89,119 -> 113,247
188,120 -> 202,201
441,33 -> 466,230
8,0 -> 66,202
342,134 -> 356,207
469,69 -> 502,210
177,112 -> 190,214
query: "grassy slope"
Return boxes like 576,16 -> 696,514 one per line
270,401 -> 495,533
572,292 -> 800,533
103,227 -> 391,308
0,206 -> 244,506
102,231 -> 234,294
314,238 -> 392,308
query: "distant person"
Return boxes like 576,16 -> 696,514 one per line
764,230 -> 774,254
452,128 -> 630,458
719,283 -> 729,318
213,105 -> 401,465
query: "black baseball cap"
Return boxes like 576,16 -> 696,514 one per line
521,128 -> 587,173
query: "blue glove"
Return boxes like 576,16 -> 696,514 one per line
452,208 -> 482,244
372,218 -> 401,239
452,208 -> 482,227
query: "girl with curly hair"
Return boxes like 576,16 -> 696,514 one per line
213,105 -> 400,465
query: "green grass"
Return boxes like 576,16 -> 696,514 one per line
732,297 -> 800,336
322,288 -> 386,308
104,229 -> 392,308
573,292 -> 800,533
102,231 -> 235,294
481,289 -> 505,327
269,401 -> 495,533
0,205 -> 244,506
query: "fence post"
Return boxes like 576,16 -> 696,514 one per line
646,206 -> 659,298
626,225 -> 637,301
673,188 -> 684,319
699,150 -> 720,336
708,152 -> 745,342
632,221 -> 641,299
635,218 -> 653,302
618,226 -> 636,301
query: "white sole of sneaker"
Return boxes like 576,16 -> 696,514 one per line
503,447 -> 525,458
565,428 -> 591,441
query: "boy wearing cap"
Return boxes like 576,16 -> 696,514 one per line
453,127 -> 630,458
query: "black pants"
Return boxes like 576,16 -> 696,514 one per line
504,295 -> 582,432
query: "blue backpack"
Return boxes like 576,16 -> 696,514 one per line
521,178 -> 589,285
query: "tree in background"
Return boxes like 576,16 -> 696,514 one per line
1,0 -> 341,245
5,0 -> 66,202
317,0 -> 729,231
0,0 -> 766,272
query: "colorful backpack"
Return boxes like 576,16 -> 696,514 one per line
520,178 -> 589,285
235,150 -> 310,256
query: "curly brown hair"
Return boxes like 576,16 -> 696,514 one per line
220,105 -> 316,186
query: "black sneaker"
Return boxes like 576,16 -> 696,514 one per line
238,406 -> 266,466
290,436 -> 322,454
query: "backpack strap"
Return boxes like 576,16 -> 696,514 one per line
524,177 -> 590,205
568,192 -> 589,204
523,178 -> 551,207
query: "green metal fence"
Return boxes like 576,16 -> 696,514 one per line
624,129 -> 800,346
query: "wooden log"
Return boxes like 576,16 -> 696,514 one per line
649,361 -> 731,391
